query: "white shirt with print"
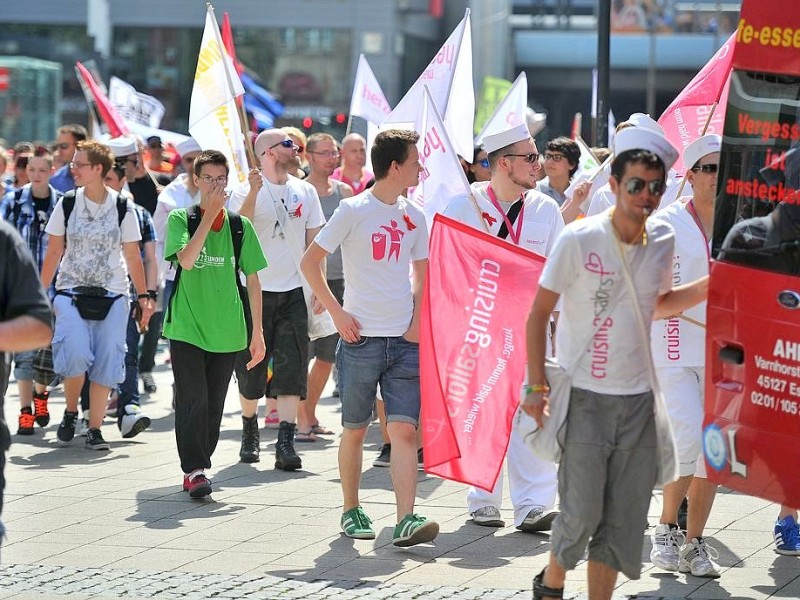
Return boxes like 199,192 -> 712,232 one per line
45,187 -> 141,295
229,174 -> 325,292
539,209 -> 674,395
650,200 -> 709,368
314,191 -> 429,337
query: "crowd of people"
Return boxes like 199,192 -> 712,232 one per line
0,111 -> 797,598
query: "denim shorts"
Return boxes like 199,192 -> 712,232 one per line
51,293 -> 128,388
335,336 -> 420,429
12,350 -> 37,381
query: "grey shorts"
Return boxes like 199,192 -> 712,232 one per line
551,387 -> 657,581
309,279 -> 344,364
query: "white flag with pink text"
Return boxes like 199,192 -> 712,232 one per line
475,72 -> 528,145
409,87 -> 472,228
384,9 -> 474,162
349,54 -> 391,126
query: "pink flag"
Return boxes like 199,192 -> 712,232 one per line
75,61 -> 129,138
658,33 -> 735,173
420,214 -> 547,491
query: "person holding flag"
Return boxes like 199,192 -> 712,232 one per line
444,122 -> 563,533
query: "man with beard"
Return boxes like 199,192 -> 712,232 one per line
228,129 -> 325,469
444,122 -> 564,533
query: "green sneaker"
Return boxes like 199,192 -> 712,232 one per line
340,506 -> 376,539
392,513 -> 439,547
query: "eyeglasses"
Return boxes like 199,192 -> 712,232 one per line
477,158 -> 489,168
544,153 -> 565,162
308,151 -> 340,159
199,175 -> 228,185
69,161 -> 93,170
268,139 -> 297,152
618,176 -> 666,196
691,163 -> 719,174
503,152 -> 539,164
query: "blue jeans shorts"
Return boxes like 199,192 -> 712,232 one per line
12,350 -> 37,381
336,336 -> 420,429
52,293 -> 128,388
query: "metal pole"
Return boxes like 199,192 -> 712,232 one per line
594,0 -> 611,147
646,21 -> 656,116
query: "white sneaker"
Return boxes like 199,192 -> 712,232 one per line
517,506 -> 559,532
119,404 -> 151,439
75,416 -> 89,438
680,537 -> 721,578
650,523 -> 684,572
471,506 -> 505,527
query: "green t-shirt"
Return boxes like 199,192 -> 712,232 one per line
163,208 -> 267,352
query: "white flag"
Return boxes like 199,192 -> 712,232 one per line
189,5 -> 248,186
475,72 -> 528,145
566,137 -> 609,205
384,9 -> 475,162
408,87 -> 472,229
349,54 -> 391,126
108,76 -> 165,128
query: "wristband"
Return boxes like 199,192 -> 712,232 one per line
137,293 -> 150,300
524,383 -> 550,395
147,289 -> 158,300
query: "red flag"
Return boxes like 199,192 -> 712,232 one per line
221,13 -> 243,76
658,32 -> 735,173
74,61 -> 128,138
421,214 -> 547,491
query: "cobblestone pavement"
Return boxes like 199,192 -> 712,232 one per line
2,361 -> 799,599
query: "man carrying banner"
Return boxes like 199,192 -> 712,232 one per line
332,134 -> 373,195
300,129 -> 438,548
525,127 -> 709,600
444,122 -> 563,532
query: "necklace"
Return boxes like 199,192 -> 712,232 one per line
609,207 -> 647,246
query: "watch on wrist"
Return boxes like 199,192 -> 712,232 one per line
147,289 -> 158,300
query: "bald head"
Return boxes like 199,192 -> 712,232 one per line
341,133 -> 367,169
254,128 -> 289,158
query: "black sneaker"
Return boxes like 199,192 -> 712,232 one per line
85,428 -> 110,451
417,447 -> 424,471
57,410 -> 79,446
141,372 -> 157,394
373,443 -> 391,467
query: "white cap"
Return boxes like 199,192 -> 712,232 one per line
683,134 -> 722,171
613,127 -> 679,171
627,112 -> 665,136
106,135 -> 138,158
176,137 -> 202,157
483,123 -> 531,154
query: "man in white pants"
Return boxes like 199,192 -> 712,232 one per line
444,123 -> 563,532
649,134 -> 721,578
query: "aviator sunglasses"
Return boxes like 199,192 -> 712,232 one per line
618,176 -> 666,196
691,163 -> 719,174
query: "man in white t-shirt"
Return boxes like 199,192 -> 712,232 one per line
524,127 -> 709,600
228,129 -> 325,470
40,140 -> 154,451
301,129 -> 438,548
444,122 -> 563,533
649,134 -> 721,578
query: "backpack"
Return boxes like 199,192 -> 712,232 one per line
166,206 -> 250,332
62,190 -> 128,244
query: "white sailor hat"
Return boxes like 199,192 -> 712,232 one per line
106,135 -> 138,158
613,127 -> 679,171
483,123 -> 531,155
683,134 -> 722,171
176,137 -> 202,157
627,112 -> 665,136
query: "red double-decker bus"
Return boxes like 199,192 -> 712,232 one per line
705,0 -> 800,506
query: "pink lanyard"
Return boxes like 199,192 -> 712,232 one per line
486,185 -> 525,246
686,201 -> 710,262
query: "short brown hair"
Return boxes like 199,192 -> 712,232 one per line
77,140 -> 114,177
371,129 -> 419,180
193,149 -> 229,176
306,132 -> 337,153
58,124 -> 88,143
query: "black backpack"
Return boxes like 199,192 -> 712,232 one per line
167,206 -> 250,332
61,190 -> 128,244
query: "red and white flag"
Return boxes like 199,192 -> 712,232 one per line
349,54 -> 392,126
75,61 -> 129,139
421,214 -> 547,491
658,32 -> 735,173
475,72 -> 528,146
384,9 -> 474,161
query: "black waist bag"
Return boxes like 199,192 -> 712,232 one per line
60,287 -> 123,321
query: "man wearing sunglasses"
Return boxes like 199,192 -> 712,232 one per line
49,124 -> 88,194
229,129 -> 325,469
525,127 -> 710,600
444,122 -> 564,535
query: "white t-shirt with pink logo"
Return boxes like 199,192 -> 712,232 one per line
314,191 -> 428,337
539,210 -> 674,395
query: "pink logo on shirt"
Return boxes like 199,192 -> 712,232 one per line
372,219 -> 406,262
584,252 -> 616,380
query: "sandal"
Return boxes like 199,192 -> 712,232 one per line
310,423 -> 333,435
295,430 -> 317,443
533,568 -> 563,600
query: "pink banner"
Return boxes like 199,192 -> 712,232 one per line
420,214 -> 546,491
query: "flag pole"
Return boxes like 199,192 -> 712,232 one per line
673,101 -> 719,199
207,3 -> 257,169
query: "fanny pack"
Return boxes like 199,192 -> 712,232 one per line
58,287 -> 123,321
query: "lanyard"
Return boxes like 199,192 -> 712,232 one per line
486,185 -> 525,246
686,201 -> 711,262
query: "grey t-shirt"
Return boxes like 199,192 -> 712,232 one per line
319,181 -> 348,281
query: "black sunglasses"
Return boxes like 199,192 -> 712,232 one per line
269,139 -> 296,151
618,177 -> 666,196
691,163 -> 719,174
503,152 -> 539,164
